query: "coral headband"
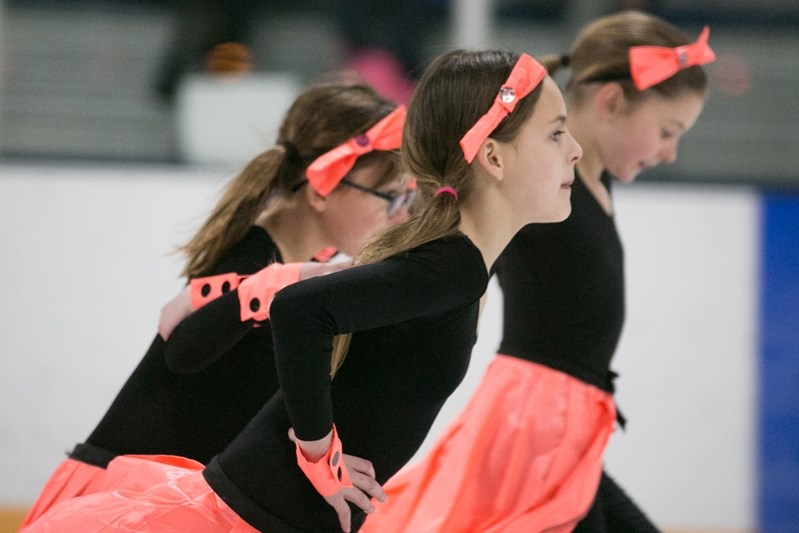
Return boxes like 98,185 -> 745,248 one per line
306,105 -> 406,196
459,53 -> 547,164
629,26 -> 715,91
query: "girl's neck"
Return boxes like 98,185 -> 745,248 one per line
568,107 -> 605,185
569,108 -> 613,215
458,190 -> 517,273
257,201 -> 325,263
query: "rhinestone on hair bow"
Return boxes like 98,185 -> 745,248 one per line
459,54 -> 547,164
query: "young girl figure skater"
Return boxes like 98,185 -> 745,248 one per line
362,10 -> 715,533
21,78 -> 412,528
25,48 -> 581,532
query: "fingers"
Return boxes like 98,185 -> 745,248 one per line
157,314 -> 171,341
329,263 -> 350,274
343,454 -> 375,478
157,287 -> 193,340
326,486 -> 375,532
299,262 -> 352,281
343,455 -> 385,502
158,304 -> 179,340
343,487 -> 376,514
348,469 -> 386,503
328,496 -> 352,533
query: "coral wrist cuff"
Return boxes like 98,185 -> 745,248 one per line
189,273 -> 244,310
237,263 -> 303,322
295,425 -> 352,496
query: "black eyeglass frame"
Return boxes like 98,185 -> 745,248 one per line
339,178 -> 416,217
292,178 -> 415,216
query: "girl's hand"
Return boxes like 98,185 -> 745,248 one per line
158,285 -> 192,340
298,261 -> 351,281
289,428 -> 386,532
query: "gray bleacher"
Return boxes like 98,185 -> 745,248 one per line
1,5 -> 178,161
0,3 -> 342,163
0,1 -> 797,187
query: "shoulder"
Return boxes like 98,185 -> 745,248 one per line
210,226 -> 279,275
395,234 -> 488,294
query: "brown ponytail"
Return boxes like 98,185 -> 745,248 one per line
179,147 -> 289,278
177,79 -> 399,278
538,54 -> 571,78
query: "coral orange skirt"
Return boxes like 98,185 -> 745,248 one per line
21,457 -> 110,528
362,355 -> 617,533
21,455 -> 258,532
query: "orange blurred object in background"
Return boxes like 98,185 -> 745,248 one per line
205,42 -> 254,78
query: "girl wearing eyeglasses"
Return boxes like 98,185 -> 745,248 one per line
24,48 -> 581,533
362,11 -> 714,533
21,78 -> 412,528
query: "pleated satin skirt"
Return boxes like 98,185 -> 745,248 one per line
362,355 -> 617,533
21,455 -> 259,533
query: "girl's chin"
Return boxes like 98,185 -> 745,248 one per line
615,169 -> 641,183
531,205 -> 571,225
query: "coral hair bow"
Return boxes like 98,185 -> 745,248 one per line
460,53 -> 547,164
306,105 -> 406,196
629,26 -> 716,91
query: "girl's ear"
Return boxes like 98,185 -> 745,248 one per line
474,138 -> 505,182
304,182 -> 329,212
593,81 -> 627,120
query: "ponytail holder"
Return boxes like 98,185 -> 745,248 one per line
560,54 -> 571,67
295,425 -> 353,497
629,25 -> 716,91
435,187 -> 458,200
281,141 -> 304,166
305,106 -> 407,197
459,53 -> 547,164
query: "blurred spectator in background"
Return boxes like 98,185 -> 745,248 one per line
330,0 -> 448,104
153,0 -> 448,105
153,0 -> 265,103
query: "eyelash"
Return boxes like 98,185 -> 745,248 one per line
661,129 -> 675,139
550,130 -> 565,141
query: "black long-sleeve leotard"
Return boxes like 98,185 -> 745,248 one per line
203,234 -> 488,532
75,226 -> 280,466
493,171 -> 624,392
495,172 -> 659,529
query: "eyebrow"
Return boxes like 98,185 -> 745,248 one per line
551,115 -> 567,125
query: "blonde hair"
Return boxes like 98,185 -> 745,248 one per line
541,10 -> 708,107
330,49 -> 545,374
179,79 -> 399,278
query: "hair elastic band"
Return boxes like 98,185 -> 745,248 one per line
459,53 -> 547,164
629,25 -> 715,90
281,141 -> 304,166
435,187 -> 458,200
